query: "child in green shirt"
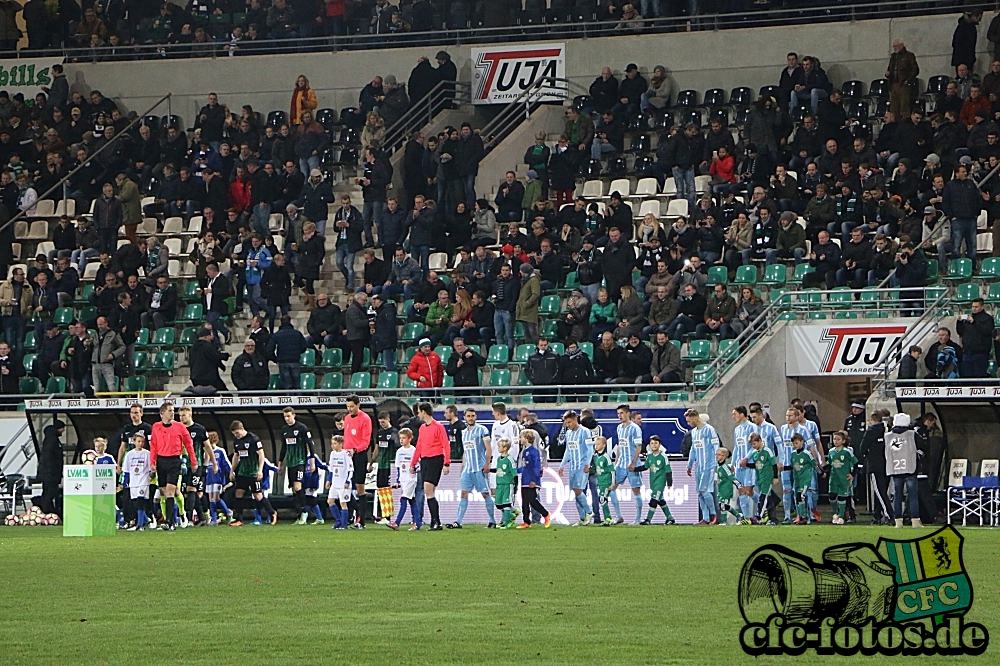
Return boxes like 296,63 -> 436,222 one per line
592,436 -> 615,526
715,447 -> 741,523
743,433 -> 778,525
494,439 -> 518,529
640,436 -> 675,525
827,431 -> 858,525
790,433 -> 817,525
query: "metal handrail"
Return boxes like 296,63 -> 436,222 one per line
872,287 -> 954,398
26,1 -> 995,62
479,76 -> 589,154
381,81 -> 472,156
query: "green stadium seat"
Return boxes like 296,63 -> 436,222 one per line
80,306 -> 97,322
434,346 -> 452,364
443,375 -> 455,388
319,348 -> 342,368
706,265 -> 728,286
953,282 -> 980,304
44,376 -> 66,393
516,370 -> 531,386
19,376 -> 40,394
321,373 -> 343,389
987,282 -> 1000,303
990,360 -> 998,378
791,263 -> 814,282
560,272 -> 579,292
924,259 -> 939,284
299,348 -> 316,368
488,369 -> 511,387
400,323 -> 424,345
349,372 -> 372,389
400,346 -> 418,366
978,257 -> 1000,280
538,295 -> 561,317
550,342 -> 564,355
487,345 -> 509,366
666,390 -> 687,402
22,354 -> 35,373
587,393 -> 602,403
177,327 -> 197,347
807,312 -> 827,319
693,364 -> 715,387
834,311 -> 858,319
944,258 -> 973,282
541,320 -> 560,338
152,328 -> 175,347
124,375 -> 147,392
681,339 -> 711,363
134,328 -> 150,348
152,351 -> 176,371
606,390 -> 629,403
23,331 -> 35,351
80,284 -> 95,302
512,344 -> 533,364
858,287 -> 880,308
718,338 -> 739,360
376,371 -> 398,389
733,264 -> 757,286
760,264 -> 787,287
53,307 -> 74,325
514,321 -> 526,342
579,342 -> 594,360
865,311 -> 890,318
400,375 -> 417,390
777,312 -> 797,321
637,390 -> 659,401
829,287 -> 853,304
176,303 -> 203,324
268,374 -> 280,390
132,350 -> 149,372
299,373 -> 316,390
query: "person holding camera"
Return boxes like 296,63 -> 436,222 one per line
894,241 -> 928,316
956,297 -> 995,378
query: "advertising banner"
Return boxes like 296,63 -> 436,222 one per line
786,322 -> 918,376
0,57 -> 63,100
62,464 -> 116,537
471,43 -> 566,104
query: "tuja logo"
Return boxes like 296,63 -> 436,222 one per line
818,326 -> 908,374
471,44 -> 566,105
738,526 -> 987,656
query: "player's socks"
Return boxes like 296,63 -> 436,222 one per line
175,494 -> 184,521
456,497 -> 469,524
159,497 -> 167,521
633,494 -> 643,518
609,492 -> 621,519
331,505 -> 341,527
312,503 -> 323,521
600,495 -> 611,521
395,497 -> 409,524
575,494 -> 587,520
136,509 -> 147,528
645,508 -> 656,522
165,497 -> 175,527
185,491 -> 196,522
262,497 -> 276,520
502,507 -> 512,526
796,500 -> 807,520
357,493 -> 366,525
253,509 -> 262,522
427,497 -> 440,527
292,490 -> 303,516
483,495 -> 495,522
661,505 -> 674,521
833,500 -> 842,519
209,500 -> 218,522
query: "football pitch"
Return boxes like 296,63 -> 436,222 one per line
1,525 -> 998,665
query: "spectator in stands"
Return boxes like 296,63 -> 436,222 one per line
407,269 -> 446,323
361,112 -> 386,153
89,315 -> 125,392
956,298 -> 994,378
663,123 -> 704,209
53,257 -> 78,308
0,340 -> 23,394
925,327 -> 962,379
70,218 -> 99,274
140,236 -> 169,287
789,55 -> 830,115
525,337 -> 560,399
942,163 -> 982,265
960,85 -> 991,129
777,52 -> 803,110
379,75 -> 409,129
770,211 -> 806,265
290,74 -> 318,126
646,330 -> 681,384
548,136 -> 580,207
588,287 -> 617,345
49,216 -> 74,263
424,289 -> 453,347
232,339 -> 269,391
564,107 -> 595,156
33,322 -> 64,383
491,262 -> 519,353
446,335 -> 485,391
142,274 -> 178,331
668,253 -> 706,296
515,263 -> 541,345
202,262 -> 232,345
803,182 -> 836,241
887,39 -> 919,120
188,326 -> 228,391
115,172 -> 141,244
494,171 -> 525,223
768,165 -> 799,214
559,340 -> 594,393
28,256 -> 54,292
745,96 -> 783,165
407,194 -> 434,272
742,205 -> 777,265
894,242 -> 927,315
367,292 -> 396,372
454,122 -> 484,208
593,331 -> 625,384
952,11 -> 982,74
836,227 -> 872,288
381,246 -> 420,302
268,314 -> 307,389
345,291 -> 370,374
868,233 -> 895,285
30,271 -> 57,337
732,287 -> 764,337
614,63 -> 646,122
108,291 -> 140,374
294,112 -> 330,177
898,345 -> 922,380
643,285 -> 675,338
616,334 -> 650,384
407,337 -> 443,393
329,193 -> 363,294
723,212 -> 753,272
94,182 -> 122,254
599,226 -> 634,301
589,67 -> 619,114
304,292 -> 342,350
613,285 -> 645,339
294,221 -> 326,308
592,109 -> 624,162
0,266 -> 31,358
665,283 -> 706,341
695,283 -> 736,341
802,229 -> 840,289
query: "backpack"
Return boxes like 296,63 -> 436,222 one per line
936,345 -> 959,379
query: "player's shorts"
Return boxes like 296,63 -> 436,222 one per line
234,475 -> 262,494
649,489 -> 665,506
420,455 -> 445,486
695,468 -> 715,493
287,465 -> 305,484
351,450 -> 368,485
735,467 -> 755,488
205,483 -> 222,496
400,477 -> 417,499
304,487 -> 319,497
460,469 -> 489,494
328,486 -> 351,503
155,456 -> 181,487
810,468 -> 819,491
187,473 -> 205,493
568,468 -> 587,490
614,467 -> 642,488
780,470 -> 794,493
488,469 -> 497,489
129,485 -> 149,500
376,467 -> 390,488
181,471 -> 193,489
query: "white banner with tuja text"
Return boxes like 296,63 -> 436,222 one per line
786,322 -> 920,376
471,43 -> 566,104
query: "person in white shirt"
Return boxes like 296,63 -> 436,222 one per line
390,428 -> 418,531
123,433 -> 152,531
326,435 -> 354,530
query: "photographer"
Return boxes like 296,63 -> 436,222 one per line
894,241 -> 927,316
956,297 -> 994,378
667,254 -> 707,298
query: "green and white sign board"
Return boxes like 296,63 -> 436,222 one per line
63,464 -> 116,537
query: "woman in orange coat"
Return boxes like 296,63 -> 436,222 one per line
290,75 -> 318,126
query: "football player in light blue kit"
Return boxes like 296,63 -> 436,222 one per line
778,406 -> 810,523
609,403 -> 644,525
730,406 -> 758,520
685,408 -> 720,524
447,408 -> 495,529
794,402 -> 825,522
557,410 -> 594,526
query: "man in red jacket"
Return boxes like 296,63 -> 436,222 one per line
149,402 -> 197,530
406,338 -> 443,397
410,402 -> 450,531
343,394 -> 373,528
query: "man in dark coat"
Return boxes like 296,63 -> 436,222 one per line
371,293 -> 398,371
408,55 -> 439,103
445,336 -> 486,390
231,339 -> 270,390
0,340 -> 23,394
189,327 -> 228,391
598,228 -> 635,301
38,420 -> 66,514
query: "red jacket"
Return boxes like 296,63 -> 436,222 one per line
149,421 -> 196,468
412,419 -> 451,468
229,177 -> 251,212
960,95 -> 991,128
709,154 -> 736,183
407,351 -> 443,389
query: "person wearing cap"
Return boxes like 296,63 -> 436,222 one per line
407,337 -> 443,393
515,263 -> 541,345
591,109 -> 624,162
613,63 -> 646,123
297,167 -> 334,235
38,419 -> 66,513
524,131 -> 550,199
433,50 -> 458,107
887,157 -> 918,203
943,162 -> 983,265
885,413 -> 922,528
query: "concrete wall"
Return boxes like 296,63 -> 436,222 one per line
62,12 -> 999,127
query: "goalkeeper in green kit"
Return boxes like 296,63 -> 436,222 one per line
640,435 -> 675,525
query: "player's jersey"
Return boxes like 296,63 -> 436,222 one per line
495,455 -> 517,486
233,432 -> 264,477
801,418 -> 821,449
185,422 -> 209,467
686,424 -> 720,475
96,454 -> 115,465
559,426 -> 592,472
205,447 -> 231,486
791,450 -> 816,491
778,423 -> 809,468
615,422 -> 643,470
302,455 -> 326,491
260,459 -> 280,492
376,427 -> 399,470
280,422 -> 312,468
490,418 -> 520,468
717,462 -> 737,500
732,420 -> 757,476
117,421 -> 152,459
592,452 -> 614,486
327,450 -> 354,487
749,448 -> 777,490
827,448 -> 858,494
123,449 -> 151,488
646,452 -> 671,491
461,423 -> 490,473
755,420 -> 782,456
394,446 -> 415,485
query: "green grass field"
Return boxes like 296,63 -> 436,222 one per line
1,524 -> 998,665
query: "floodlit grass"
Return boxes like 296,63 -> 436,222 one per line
0,524 -> 998,665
